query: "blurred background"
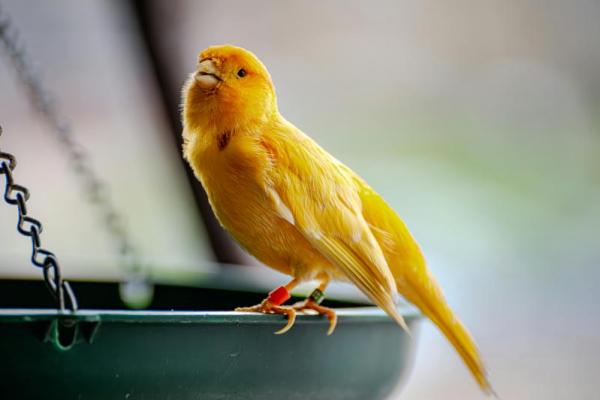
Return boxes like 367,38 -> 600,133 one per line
1,1 -> 599,399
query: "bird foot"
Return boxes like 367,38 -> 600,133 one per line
235,299 -> 297,335
292,299 -> 338,336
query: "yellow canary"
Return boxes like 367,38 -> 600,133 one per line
182,44 -> 492,393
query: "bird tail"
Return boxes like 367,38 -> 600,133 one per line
397,267 -> 493,394
349,172 -> 493,393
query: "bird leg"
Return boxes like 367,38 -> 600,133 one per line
235,278 -> 299,335
292,275 -> 338,335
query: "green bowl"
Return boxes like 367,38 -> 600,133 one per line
0,280 -> 420,399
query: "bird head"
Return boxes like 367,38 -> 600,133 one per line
183,45 -> 277,132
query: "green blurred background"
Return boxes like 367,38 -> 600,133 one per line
1,1 -> 598,399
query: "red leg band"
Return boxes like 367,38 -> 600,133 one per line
268,286 -> 291,306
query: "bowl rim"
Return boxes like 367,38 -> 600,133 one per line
0,306 -> 421,324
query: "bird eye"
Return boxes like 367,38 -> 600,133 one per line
237,68 -> 247,78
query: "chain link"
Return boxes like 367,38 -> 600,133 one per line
0,6 -> 143,279
0,126 -> 78,311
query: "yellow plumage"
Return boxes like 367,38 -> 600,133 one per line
182,44 -> 492,393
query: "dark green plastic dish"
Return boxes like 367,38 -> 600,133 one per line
0,280 -> 420,399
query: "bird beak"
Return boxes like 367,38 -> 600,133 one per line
195,59 -> 222,90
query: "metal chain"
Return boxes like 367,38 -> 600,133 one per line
0,6 -> 143,280
0,126 -> 78,311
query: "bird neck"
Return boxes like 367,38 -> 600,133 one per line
183,90 -> 277,140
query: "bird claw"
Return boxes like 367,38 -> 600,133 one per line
292,299 -> 338,336
272,306 -> 296,335
235,297 -> 337,335
235,300 -> 297,335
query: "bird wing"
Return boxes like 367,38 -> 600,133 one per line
260,122 -> 407,330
